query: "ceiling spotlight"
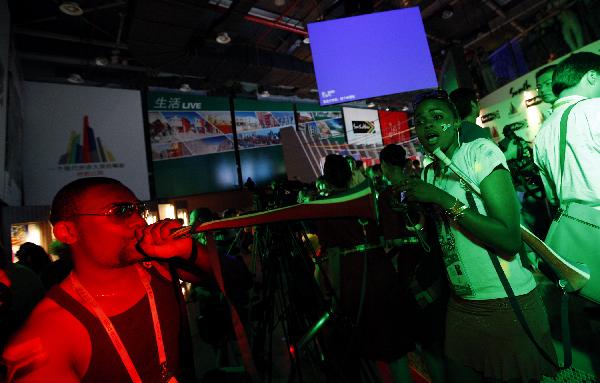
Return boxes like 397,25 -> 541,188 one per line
67,73 -> 84,84
309,88 -> 319,93
385,107 -> 390,111
216,32 -> 231,45
59,2 -> 84,16
367,102 -> 376,108
94,56 -> 109,66
302,37 -> 310,44
401,105 -> 410,111
259,90 -> 270,97
179,83 -> 191,92
441,6 -> 454,20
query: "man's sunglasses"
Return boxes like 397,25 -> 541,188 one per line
64,202 -> 152,220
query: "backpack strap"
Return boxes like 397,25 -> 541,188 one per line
556,101 -> 583,203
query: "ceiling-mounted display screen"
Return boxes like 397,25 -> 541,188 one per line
308,7 -> 437,106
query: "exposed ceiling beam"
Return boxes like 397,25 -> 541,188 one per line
464,0 -> 547,49
14,27 -> 129,50
483,0 -> 524,33
19,52 -> 207,80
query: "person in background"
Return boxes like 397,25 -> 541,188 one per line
412,159 -> 422,176
449,88 -> 493,143
535,64 -> 558,120
15,243 -> 51,277
345,155 -> 367,187
0,243 -> 45,351
316,154 -> 413,383
535,65 -> 558,106
533,52 -> 600,210
2,177 -> 216,382
41,241 -> 74,289
403,91 -> 556,382
533,52 -> 600,376
378,144 -> 448,383
499,126 -> 552,239
366,163 -> 385,193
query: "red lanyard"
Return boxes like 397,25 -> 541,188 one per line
69,265 -> 177,383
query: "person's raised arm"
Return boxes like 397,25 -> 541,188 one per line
136,219 -> 214,283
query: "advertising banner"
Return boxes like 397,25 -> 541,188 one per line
147,92 -> 238,197
296,103 -> 344,141
23,82 -> 150,205
342,107 -> 383,146
233,99 -> 292,185
378,110 -> 411,145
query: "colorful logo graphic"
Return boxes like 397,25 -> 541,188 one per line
57,116 -> 123,177
59,115 -> 116,164
352,120 -> 376,134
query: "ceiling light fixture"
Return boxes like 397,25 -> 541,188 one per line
94,56 -> 109,66
401,105 -> 410,111
179,83 -> 191,92
59,2 -> 84,16
302,37 -> 310,44
259,90 -> 270,97
67,73 -> 84,84
441,6 -> 454,20
216,32 -> 231,45
367,102 -> 376,108
385,107 -> 390,111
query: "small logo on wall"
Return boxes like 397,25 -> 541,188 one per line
525,96 -> 543,107
57,115 -> 124,177
352,120 -> 375,134
504,120 -> 527,132
508,102 -> 521,115
152,96 -> 202,110
481,110 -> 500,123
509,80 -> 531,97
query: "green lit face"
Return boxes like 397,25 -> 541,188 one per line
414,99 -> 458,154
536,71 -> 556,104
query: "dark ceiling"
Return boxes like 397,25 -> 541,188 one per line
6,0 -> 583,107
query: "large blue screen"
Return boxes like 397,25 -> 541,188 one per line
308,7 -> 437,106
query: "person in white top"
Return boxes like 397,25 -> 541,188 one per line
395,90 -> 556,382
533,52 -> 600,210
532,53 -> 600,378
